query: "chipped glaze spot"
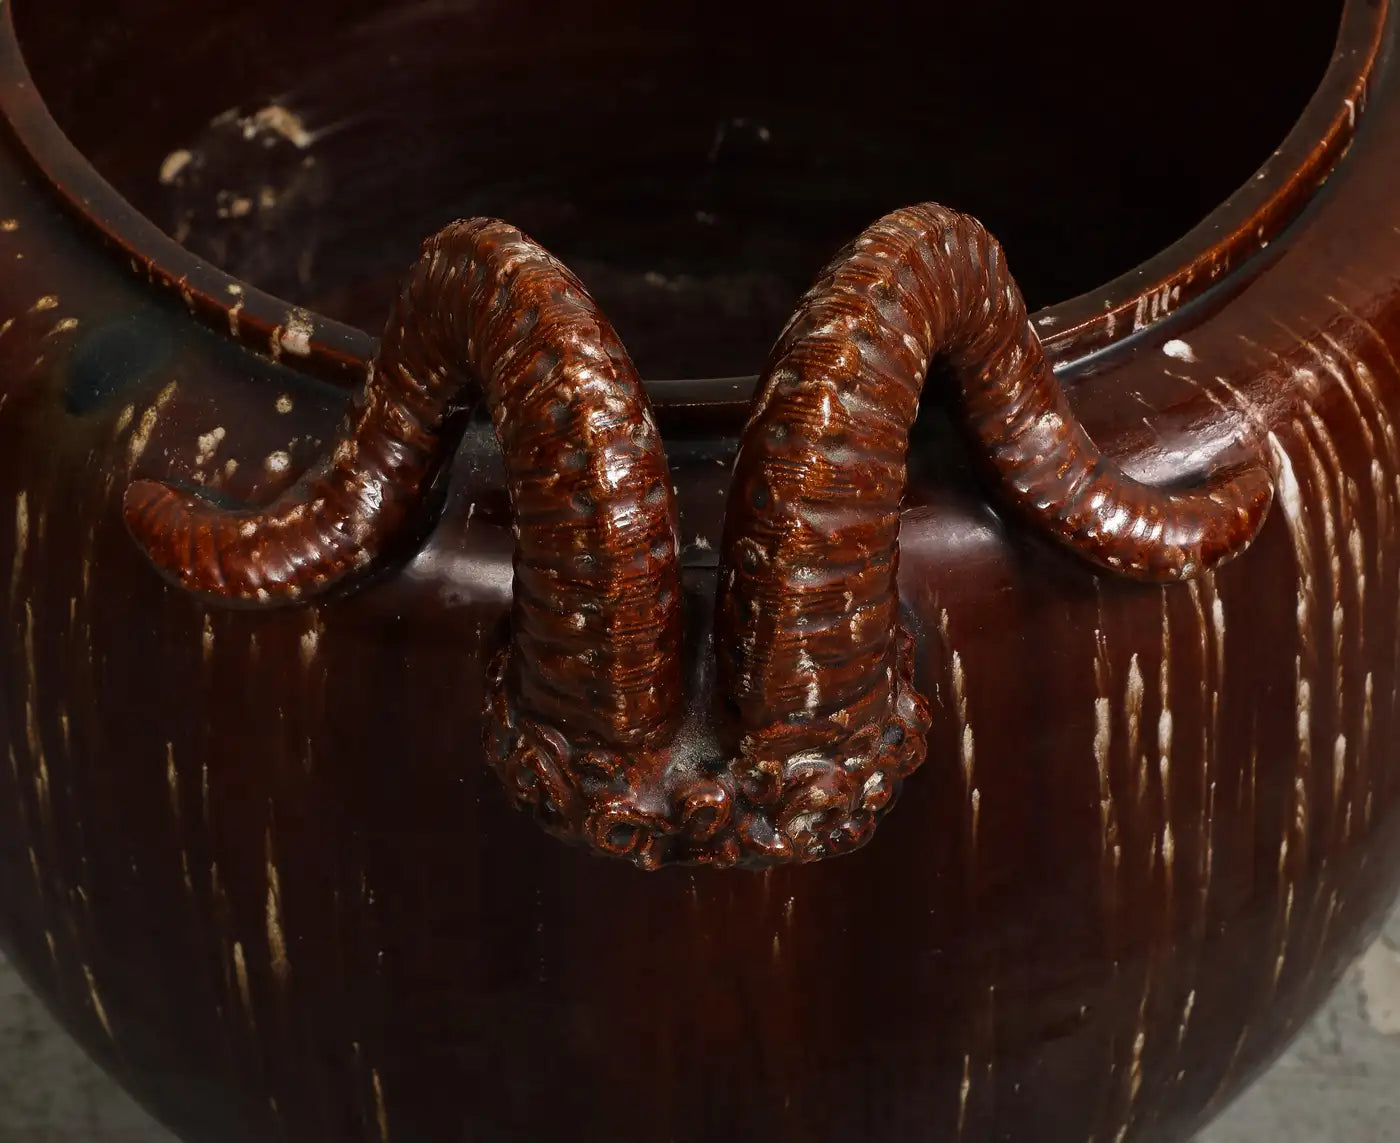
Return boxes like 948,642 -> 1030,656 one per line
276,309 -> 315,357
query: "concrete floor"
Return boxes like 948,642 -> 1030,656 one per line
0,904 -> 1397,1143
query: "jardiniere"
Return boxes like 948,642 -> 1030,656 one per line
0,2 -> 1395,1141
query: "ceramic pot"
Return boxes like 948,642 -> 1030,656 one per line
0,1 -> 1396,1140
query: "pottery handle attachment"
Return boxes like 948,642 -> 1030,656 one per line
124,219 -> 686,752
716,203 -> 1274,769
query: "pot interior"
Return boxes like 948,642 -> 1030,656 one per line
15,0 -> 1342,380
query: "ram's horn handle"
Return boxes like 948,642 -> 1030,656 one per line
124,204 -> 1273,871
716,202 -> 1272,776
125,219 -> 685,753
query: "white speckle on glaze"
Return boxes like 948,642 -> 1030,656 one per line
1093,696 -> 1113,836
265,451 -> 291,474
30,296 -> 58,313
1092,627 -> 1122,887
1297,408 -> 1344,635
166,742 -> 179,820
275,309 -> 315,357
82,965 -> 115,1041
950,647 -> 966,722
1270,434 -> 1317,669
232,103 -> 317,148
0,219 -> 17,233
159,149 -> 195,184
1296,668 -> 1312,789
796,648 -> 820,712
372,1068 -> 390,1141
950,648 -> 975,792
195,427 -> 227,466
1159,592 -> 1173,810
12,491 -> 27,599
299,622 -> 320,668
1177,989 -> 1196,1047
232,941 -> 255,1025
1211,595 -> 1226,675
127,382 -> 179,466
957,1053 -> 971,1136
216,191 -> 254,220
275,394 -> 294,414
1125,653 -> 1145,800
1128,1028 -> 1147,1104
1162,339 -> 1197,363
266,841 -> 289,983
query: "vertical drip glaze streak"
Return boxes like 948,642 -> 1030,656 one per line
717,204 -> 1273,765
124,219 -> 684,751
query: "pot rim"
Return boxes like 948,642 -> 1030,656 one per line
0,0 -> 1387,408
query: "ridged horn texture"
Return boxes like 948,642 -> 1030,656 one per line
124,219 -> 685,750
124,204 -> 1273,871
716,203 -> 1273,762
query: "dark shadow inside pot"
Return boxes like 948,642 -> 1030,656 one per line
15,0 -> 1342,379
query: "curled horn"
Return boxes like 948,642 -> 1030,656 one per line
125,219 -> 685,749
716,203 -> 1272,758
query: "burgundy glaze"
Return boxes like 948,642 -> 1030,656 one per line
0,1 -> 1398,1142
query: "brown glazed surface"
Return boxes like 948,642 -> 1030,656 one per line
122,206 -> 1269,868
2,1 -> 1400,1142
